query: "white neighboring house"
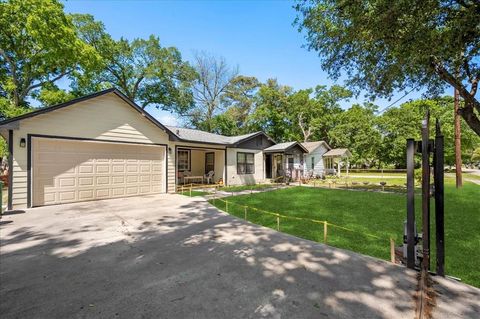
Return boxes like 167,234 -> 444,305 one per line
301,141 -> 331,178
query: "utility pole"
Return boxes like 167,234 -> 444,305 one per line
454,87 -> 463,188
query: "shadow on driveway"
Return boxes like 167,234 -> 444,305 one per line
0,194 -> 478,318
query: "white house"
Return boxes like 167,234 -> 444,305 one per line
0,88 -> 350,210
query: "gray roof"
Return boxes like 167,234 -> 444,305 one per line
301,141 -> 331,153
166,126 -> 263,145
264,141 -> 308,153
323,148 -> 352,157
264,142 -> 296,152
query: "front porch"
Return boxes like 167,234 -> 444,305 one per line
176,147 -> 225,186
323,148 -> 352,177
263,142 -> 308,181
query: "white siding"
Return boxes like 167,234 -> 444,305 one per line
226,148 -> 264,185
166,142 -> 226,192
304,144 -> 329,177
10,93 -> 170,208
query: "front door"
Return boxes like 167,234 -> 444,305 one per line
273,154 -> 284,178
265,154 -> 272,178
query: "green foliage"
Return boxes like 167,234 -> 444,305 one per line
328,103 -> 381,166
71,15 -> 197,113
249,79 -> 295,142
0,98 -> 32,157
472,148 -> 480,163
0,0 -> 100,107
295,0 -> 480,135
377,98 -> 480,167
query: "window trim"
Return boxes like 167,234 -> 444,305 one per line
205,152 -> 215,173
237,152 -> 255,175
177,149 -> 191,172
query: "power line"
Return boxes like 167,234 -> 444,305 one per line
377,87 -> 418,114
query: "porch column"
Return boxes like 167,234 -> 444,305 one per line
338,160 -> 341,177
346,158 -> 349,177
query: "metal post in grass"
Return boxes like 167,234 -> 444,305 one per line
434,119 -> 445,276
276,215 -> 280,231
421,111 -> 431,271
324,222 -> 328,243
406,138 -> 416,269
244,206 -> 247,220
390,238 -> 395,263
225,200 -> 228,213
190,186 -> 192,197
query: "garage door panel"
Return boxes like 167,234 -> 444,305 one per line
79,165 -> 94,174
79,177 -> 94,186
58,177 -> 76,188
79,190 -> 94,200
32,138 -> 165,206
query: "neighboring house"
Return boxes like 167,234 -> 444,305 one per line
301,141 -> 331,177
0,88 -> 349,210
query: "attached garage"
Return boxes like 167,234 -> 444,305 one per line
0,88 -> 173,209
32,137 -> 166,206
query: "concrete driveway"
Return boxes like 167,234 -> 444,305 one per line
1,194 -> 478,319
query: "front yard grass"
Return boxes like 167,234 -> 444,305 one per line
209,181 -> 480,288
178,190 -> 210,197
219,184 -> 275,192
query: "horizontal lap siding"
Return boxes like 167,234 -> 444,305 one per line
226,148 -> 264,185
304,144 -> 329,176
11,93 -> 169,208
167,142 -> 227,192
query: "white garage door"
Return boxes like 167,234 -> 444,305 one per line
32,138 -> 166,206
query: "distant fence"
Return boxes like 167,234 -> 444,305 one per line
211,196 -> 397,263
347,168 -> 407,174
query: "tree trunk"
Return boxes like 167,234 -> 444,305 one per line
454,87 -> 463,188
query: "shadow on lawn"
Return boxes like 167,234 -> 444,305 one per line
1,196 -> 478,318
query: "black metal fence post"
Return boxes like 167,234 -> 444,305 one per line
434,119 -> 445,276
421,112 -> 430,271
406,139 -> 416,269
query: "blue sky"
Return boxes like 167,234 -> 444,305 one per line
63,0 -> 422,126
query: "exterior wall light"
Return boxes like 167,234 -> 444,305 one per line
19,138 -> 26,148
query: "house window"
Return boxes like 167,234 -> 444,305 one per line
205,152 -> 215,173
288,157 -> 294,170
178,149 -> 190,171
237,152 -> 255,174
311,157 -> 315,170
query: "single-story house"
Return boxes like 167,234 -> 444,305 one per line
0,88 -> 349,209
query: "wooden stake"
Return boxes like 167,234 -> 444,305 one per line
189,186 -> 192,197
244,206 -> 247,220
324,222 -> 328,243
390,238 -> 395,263
226,201 -> 228,212
277,216 -> 280,231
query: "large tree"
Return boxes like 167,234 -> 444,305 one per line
295,0 -> 480,135
0,0 -> 99,109
250,79 -> 296,142
328,103 -> 382,167
377,98 -> 480,167
190,52 -> 238,131
289,85 -> 351,142
71,15 -> 196,114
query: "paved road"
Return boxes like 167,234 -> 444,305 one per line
1,194 -> 478,318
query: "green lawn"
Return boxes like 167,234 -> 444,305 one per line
209,181 -> 480,287
178,190 -> 210,197
219,184 -> 276,192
